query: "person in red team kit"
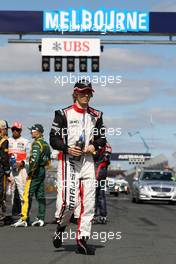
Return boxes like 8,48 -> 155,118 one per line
8,121 -> 29,216
50,79 -> 106,255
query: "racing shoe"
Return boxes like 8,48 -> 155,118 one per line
76,237 -> 95,255
100,216 -> 107,224
32,218 -> 45,227
11,219 -> 28,227
4,215 -> 14,225
92,216 -> 99,224
53,224 -> 66,248
0,214 -> 6,221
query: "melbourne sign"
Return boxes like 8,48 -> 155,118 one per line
0,11 -> 176,35
43,9 -> 149,32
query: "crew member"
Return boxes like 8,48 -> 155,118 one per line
93,142 -> 112,224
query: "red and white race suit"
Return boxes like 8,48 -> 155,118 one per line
8,137 -> 29,202
50,103 -> 106,239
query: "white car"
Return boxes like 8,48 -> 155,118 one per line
107,176 -> 130,196
131,169 -> 176,204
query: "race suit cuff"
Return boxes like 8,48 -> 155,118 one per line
65,146 -> 70,154
5,170 -> 11,176
92,142 -> 99,151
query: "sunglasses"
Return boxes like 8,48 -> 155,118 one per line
78,91 -> 92,97
11,127 -> 21,132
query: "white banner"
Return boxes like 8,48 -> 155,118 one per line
42,38 -> 100,56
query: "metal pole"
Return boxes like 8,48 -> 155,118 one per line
8,39 -> 176,45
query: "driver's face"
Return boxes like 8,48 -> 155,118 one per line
75,90 -> 92,105
31,130 -> 41,139
11,128 -> 22,139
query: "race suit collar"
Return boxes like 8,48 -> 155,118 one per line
73,103 -> 88,114
34,136 -> 43,141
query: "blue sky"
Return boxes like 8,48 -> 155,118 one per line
1,0 -> 176,169
0,1 -> 164,11
1,0 -> 176,12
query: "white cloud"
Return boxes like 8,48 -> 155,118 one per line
94,78 -> 161,105
101,47 -> 163,71
0,75 -> 162,107
104,116 -> 146,132
163,87 -> 176,98
136,107 -> 176,125
0,43 -> 41,71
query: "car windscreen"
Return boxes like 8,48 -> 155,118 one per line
140,171 -> 174,181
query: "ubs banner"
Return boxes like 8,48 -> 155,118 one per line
42,38 -> 100,56
0,10 -> 176,34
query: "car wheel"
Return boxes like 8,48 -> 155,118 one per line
114,193 -> 119,197
136,196 -> 142,204
132,197 -> 136,203
169,201 -> 176,205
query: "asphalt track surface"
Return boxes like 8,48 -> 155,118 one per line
1,193 -> 176,264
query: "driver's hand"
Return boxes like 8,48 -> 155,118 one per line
83,145 -> 95,154
68,146 -> 82,157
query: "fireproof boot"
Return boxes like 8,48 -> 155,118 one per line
53,224 -> 66,248
100,216 -> 107,224
11,218 -> 28,227
32,218 -> 45,227
76,236 -> 95,255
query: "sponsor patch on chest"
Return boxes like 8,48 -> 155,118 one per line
69,120 -> 80,125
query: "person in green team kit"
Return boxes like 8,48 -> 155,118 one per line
12,124 -> 51,227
